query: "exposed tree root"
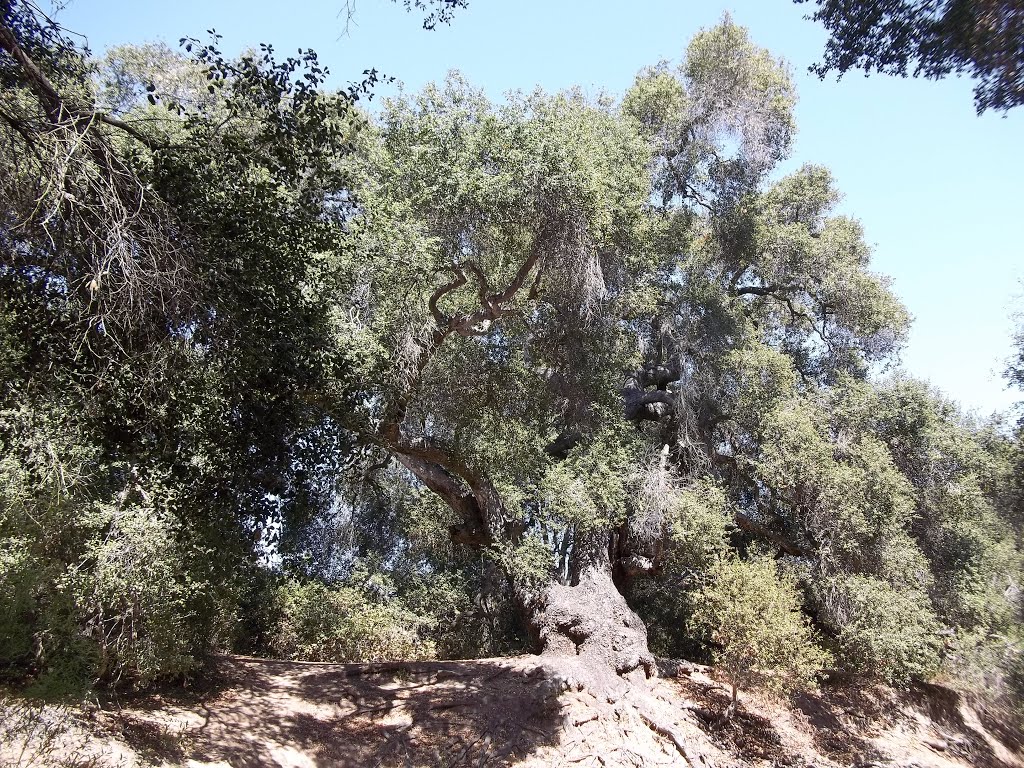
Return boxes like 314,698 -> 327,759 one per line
639,709 -> 696,766
14,655 -> 1016,768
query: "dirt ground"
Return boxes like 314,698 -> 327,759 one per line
2,655 -> 1021,768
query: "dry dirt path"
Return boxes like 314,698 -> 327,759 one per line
3,655 -> 1022,768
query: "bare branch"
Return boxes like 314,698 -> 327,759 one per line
0,12 -> 195,341
427,268 -> 467,328
0,20 -> 64,123
0,21 -> 160,150
734,512 -> 807,557
735,283 -> 837,354
464,261 -> 493,311
93,112 -> 160,149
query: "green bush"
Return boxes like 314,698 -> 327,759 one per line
815,574 -> 942,684
0,499 -> 209,693
271,580 -> 436,663
938,629 -> 1023,713
0,536 -> 38,672
630,475 -> 732,661
695,557 -> 829,709
0,421 -> 214,691
73,503 -> 201,685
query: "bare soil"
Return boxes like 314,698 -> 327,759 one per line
3,655 -> 1021,768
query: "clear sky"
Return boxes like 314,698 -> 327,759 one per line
55,0 -> 1024,416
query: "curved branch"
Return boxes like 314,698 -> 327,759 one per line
393,453 -> 484,532
734,512 -> 807,557
379,432 -> 502,549
427,269 -> 467,328
623,378 -> 675,422
735,283 -> 837,355
450,237 -> 545,336
640,363 -> 681,389
384,227 -> 549,434
0,20 -> 161,149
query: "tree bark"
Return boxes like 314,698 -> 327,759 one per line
523,532 -> 656,683
374,238 -> 661,685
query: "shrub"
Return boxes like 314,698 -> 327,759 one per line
0,537 -> 38,673
0,501 -> 208,694
1,427 -> 213,692
814,573 -> 942,684
72,503 -> 201,685
270,580 -> 435,663
631,475 -> 732,661
695,556 -> 829,714
938,629 -> 1023,714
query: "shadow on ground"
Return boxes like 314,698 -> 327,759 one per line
110,656 -> 566,768
667,663 -> 1024,768
673,673 -> 793,765
906,681 -> 1019,768
100,656 -> 1024,768
791,683 -> 891,765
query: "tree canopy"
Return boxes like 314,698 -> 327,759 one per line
797,0 -> 1024,113
0,0 -> 1021,712
0,0 -> 375,688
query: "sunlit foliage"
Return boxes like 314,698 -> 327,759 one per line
1,2 -> 1020,705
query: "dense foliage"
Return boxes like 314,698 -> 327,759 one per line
0,0 -> 375,690
797,0 -> 1024,113
0,0 -> 1020,711
696,556 -> 830,711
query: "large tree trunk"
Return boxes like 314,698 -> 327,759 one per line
523,532 -> 656,684
387,446 -> 657,686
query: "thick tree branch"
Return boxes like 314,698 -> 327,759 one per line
545,430 -> 582,459
0,20 -> 161,149
735,282 -> 837,356
639,363 -> 681,389
427,269 -> 467,328
733,283 -> 802,297
734,512 -> 807,557
0,20 -> 64,123
623,376 -> 676,422
374,228 -> 556,550
377,429 -> 509,549
392,452 -> 490,546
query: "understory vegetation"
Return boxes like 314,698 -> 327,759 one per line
1,0 -> 1021,722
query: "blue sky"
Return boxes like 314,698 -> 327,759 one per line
57,0 -> 1024,415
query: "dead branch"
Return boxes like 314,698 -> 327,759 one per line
638,711 -> 695,767
0,12 -> 196,339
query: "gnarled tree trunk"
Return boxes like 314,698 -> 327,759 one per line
520,530 -> 656,684
373,239 -> 661,686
